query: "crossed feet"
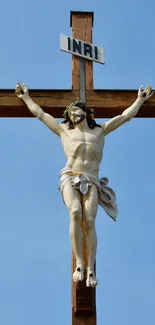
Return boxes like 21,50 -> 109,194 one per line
73,264 -> 98,287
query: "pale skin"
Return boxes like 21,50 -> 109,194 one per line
15,83 -> 153,287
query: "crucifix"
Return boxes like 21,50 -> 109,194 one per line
0,10 -> 154,325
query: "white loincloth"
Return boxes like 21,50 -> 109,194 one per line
58,167 -> 118,222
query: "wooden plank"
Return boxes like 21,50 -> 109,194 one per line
71,13 -> 93,90
0,89 -> 154,118
71,11 -> 97,325
0,89 -> 79,117
86,90 -> 155,118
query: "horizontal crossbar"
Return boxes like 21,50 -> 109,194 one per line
0,89 -> 154,118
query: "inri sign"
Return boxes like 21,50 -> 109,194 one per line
60,34 -> 105,64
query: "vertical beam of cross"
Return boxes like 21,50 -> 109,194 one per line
71,11 -> 97,325
71,11 -> 94,91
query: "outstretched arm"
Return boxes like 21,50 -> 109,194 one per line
103,85 -> 154,136
15,83 -> 62,137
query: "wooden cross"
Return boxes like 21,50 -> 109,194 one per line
0,10 -> 155,325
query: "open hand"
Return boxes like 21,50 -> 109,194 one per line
15,83 -> 29,99
138,85 -> 154,102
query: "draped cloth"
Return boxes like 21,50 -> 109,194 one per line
58,167 -> 118,222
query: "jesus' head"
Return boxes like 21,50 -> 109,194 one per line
62,100 -> 101,129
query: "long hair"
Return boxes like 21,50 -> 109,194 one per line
61,100 -> 101,129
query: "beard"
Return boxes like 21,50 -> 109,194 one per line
73,113 -> 86,125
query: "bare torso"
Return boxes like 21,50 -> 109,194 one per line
15,82 -> 153,287
60,123 -> 105,177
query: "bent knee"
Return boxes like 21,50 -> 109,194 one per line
85,218 -> 95,231
70,207 -> 82,222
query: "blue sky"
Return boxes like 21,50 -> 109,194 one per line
0,0 -> 155,324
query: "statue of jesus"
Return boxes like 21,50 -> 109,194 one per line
15,83 -> 153,287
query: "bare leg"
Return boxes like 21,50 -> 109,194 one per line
82,185 -> 98,287
62,182 -> 84,282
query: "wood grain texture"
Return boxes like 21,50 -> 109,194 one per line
0,89 -> 79,117
71,13 -> 93,90
0,89 -> 154,118
71,11 -> 97,325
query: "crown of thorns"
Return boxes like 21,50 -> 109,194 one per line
63,100 -> 94,119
